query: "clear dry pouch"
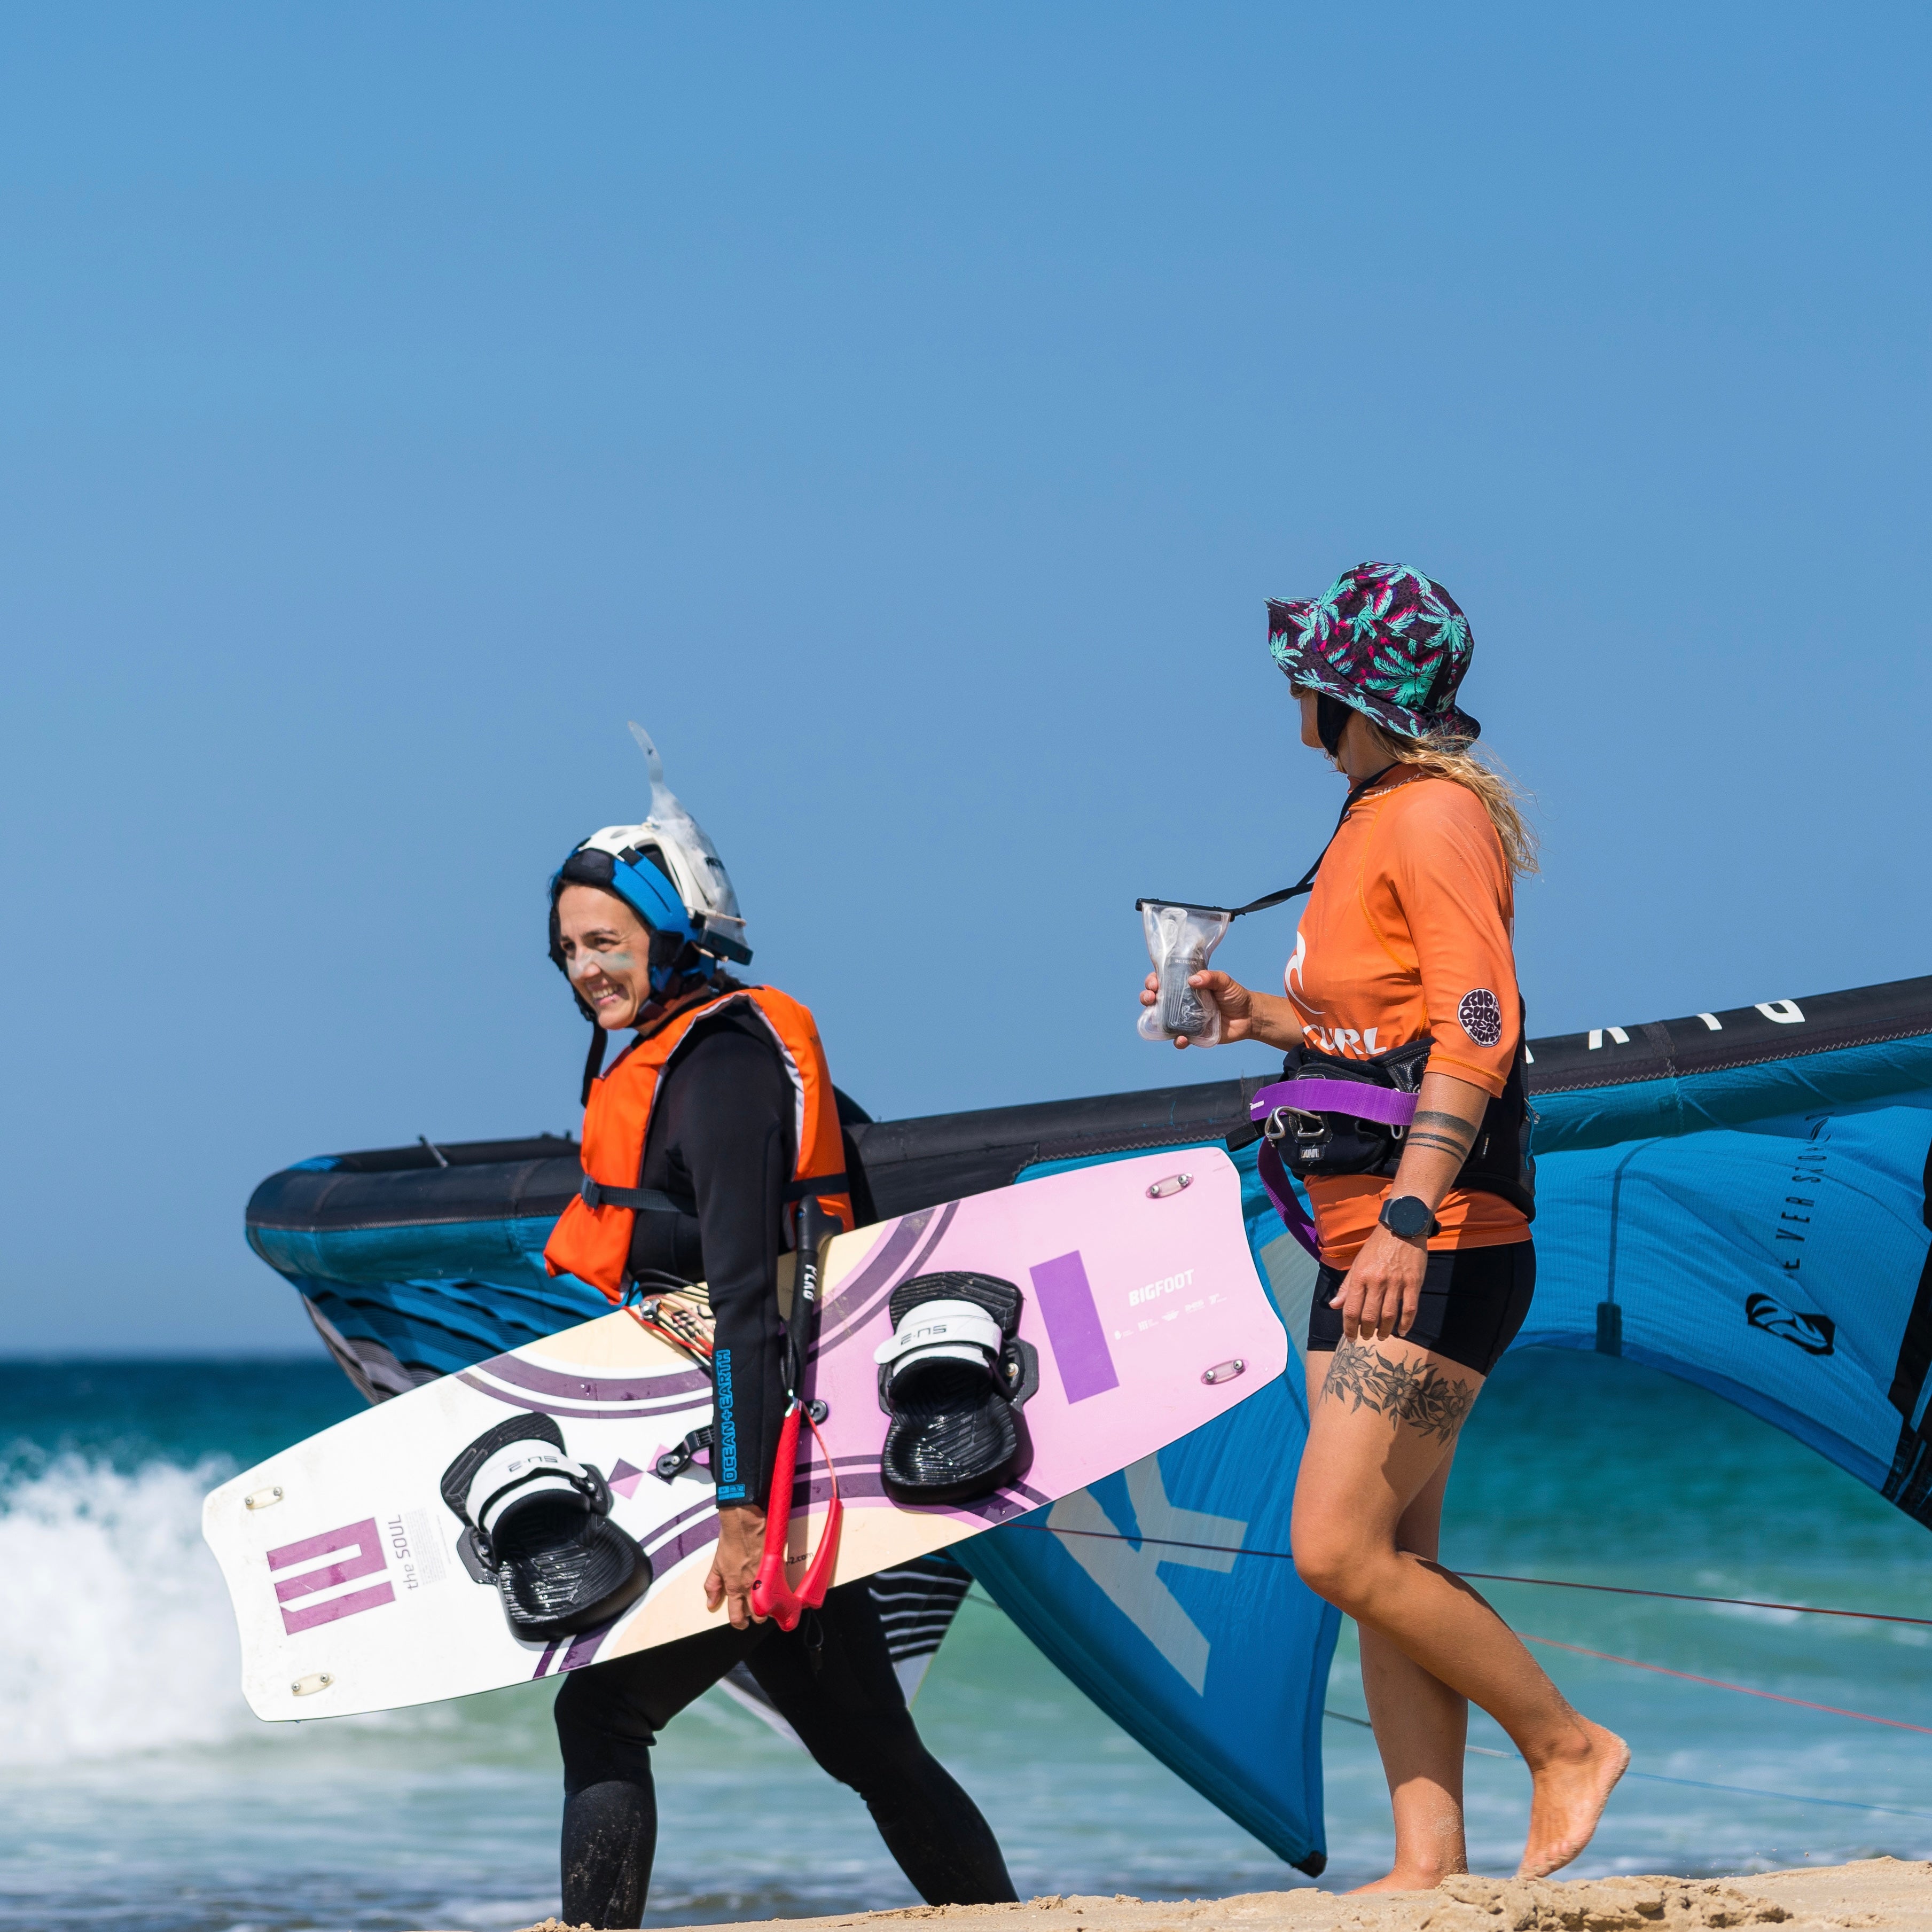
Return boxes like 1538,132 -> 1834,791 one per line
1136,901 -> 1234,1045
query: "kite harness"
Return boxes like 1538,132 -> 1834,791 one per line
1245,1035 -> 1534,1260
1247,1047 -> 1426,1260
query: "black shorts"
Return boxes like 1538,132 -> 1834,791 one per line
1307,1240 -> 1535,1378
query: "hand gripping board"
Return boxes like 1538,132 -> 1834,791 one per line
204,1149 -> 1285,1719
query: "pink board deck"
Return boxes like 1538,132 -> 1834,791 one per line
204,1149 -> 1286,1719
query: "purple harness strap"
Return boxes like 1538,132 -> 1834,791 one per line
1248,1078 -> 1419,1129
1256,1138 -> 1323,1262
1248,1077 -> 1420,1263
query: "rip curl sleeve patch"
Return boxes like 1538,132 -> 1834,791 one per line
1458,988 -> 1504,1047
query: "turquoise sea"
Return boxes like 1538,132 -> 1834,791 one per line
3,1348 -> 1929,1932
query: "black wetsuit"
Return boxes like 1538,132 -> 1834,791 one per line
553,1002 -> 1015,1927
617,1003 -> 794,1506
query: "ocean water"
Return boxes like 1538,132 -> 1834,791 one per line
2,1349 -> 1929,1932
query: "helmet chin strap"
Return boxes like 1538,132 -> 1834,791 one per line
646,925 -> 695,993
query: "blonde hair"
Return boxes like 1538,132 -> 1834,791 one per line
1359,719 -> 1539,879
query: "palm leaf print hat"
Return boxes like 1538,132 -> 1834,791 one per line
1267,561 -> 1481,742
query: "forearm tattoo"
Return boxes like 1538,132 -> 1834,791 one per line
1405,1108 -> 1478,1161
1320,1339 -> 1478,1444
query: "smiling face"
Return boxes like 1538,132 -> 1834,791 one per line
555,883 -> 657,1030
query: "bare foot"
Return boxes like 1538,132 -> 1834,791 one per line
1347,1868 -> 1461,1894
1516,1720 -> 1630,1879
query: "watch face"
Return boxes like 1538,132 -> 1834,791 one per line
1385,1196 -> 1430,1238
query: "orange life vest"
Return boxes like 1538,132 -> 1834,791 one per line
543,984 -> 855,1302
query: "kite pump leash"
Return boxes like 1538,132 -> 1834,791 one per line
749,1196 -> 842,1630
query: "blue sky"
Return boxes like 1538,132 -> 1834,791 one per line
3,5 -> 1927,1353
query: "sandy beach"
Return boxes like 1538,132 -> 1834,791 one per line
515,1861 -> 1932,1932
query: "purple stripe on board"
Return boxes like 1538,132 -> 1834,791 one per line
763,1465 -> 1045,1521
559,1618 -> 617,1671
474,1352 -> 711,1404
454,1374 -> 707,1422
646,1519 -> 724,1573
1029,1251 -> 1120,1403
822,1451 -> 1049,1508
531,1639 -> 565,1680
823,1198 -> 958,1351
813,1207 -> 943,1351
640,1496 -> 717,1553
578,1464 -> 1053,1629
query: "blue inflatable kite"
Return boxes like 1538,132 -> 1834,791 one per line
247,973 -> 1932,1876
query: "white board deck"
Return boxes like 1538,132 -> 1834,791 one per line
205,1149 -> 1286,1719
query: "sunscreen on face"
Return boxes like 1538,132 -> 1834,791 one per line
569,947 -> 635,981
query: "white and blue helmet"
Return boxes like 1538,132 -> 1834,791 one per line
550,724 -> 750,997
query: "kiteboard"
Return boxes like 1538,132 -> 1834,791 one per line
205,1147 -> 1284,1720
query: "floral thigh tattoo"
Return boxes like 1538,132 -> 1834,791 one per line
1319,1339 -> 1477,1444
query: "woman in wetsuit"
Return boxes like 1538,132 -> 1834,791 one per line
540,772 -> 1014,1928
1144,564 -> 1626,1889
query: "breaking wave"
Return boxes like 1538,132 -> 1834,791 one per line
0,1452 -> 246,1765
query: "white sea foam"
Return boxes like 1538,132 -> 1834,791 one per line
0,1453 -> 247,1765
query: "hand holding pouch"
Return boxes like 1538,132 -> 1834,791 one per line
1137,901 -> 1233,1044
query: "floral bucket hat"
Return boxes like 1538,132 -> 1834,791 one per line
1267,561 -> 1480,742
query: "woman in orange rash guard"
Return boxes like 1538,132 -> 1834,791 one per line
1141,564 -> 1625,1891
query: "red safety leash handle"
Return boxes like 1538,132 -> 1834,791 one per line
747,1198 -> 842,1631
748,1403 -> 843,1630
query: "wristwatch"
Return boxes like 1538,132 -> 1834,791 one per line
1379,1194 -> 1441,1241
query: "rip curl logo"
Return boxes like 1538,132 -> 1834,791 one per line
1746,1293 -> 1836,1357
1285,928 -> 1315,1013
1458,989 -> 1503,1048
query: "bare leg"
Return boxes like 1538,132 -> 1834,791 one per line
1295,1338 -> 1626,1882
1305,1357 -> 1469,1890
1359,1456 -> 1469,1886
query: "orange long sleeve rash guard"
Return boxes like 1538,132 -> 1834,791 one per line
1284,765 -> 1529,1267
